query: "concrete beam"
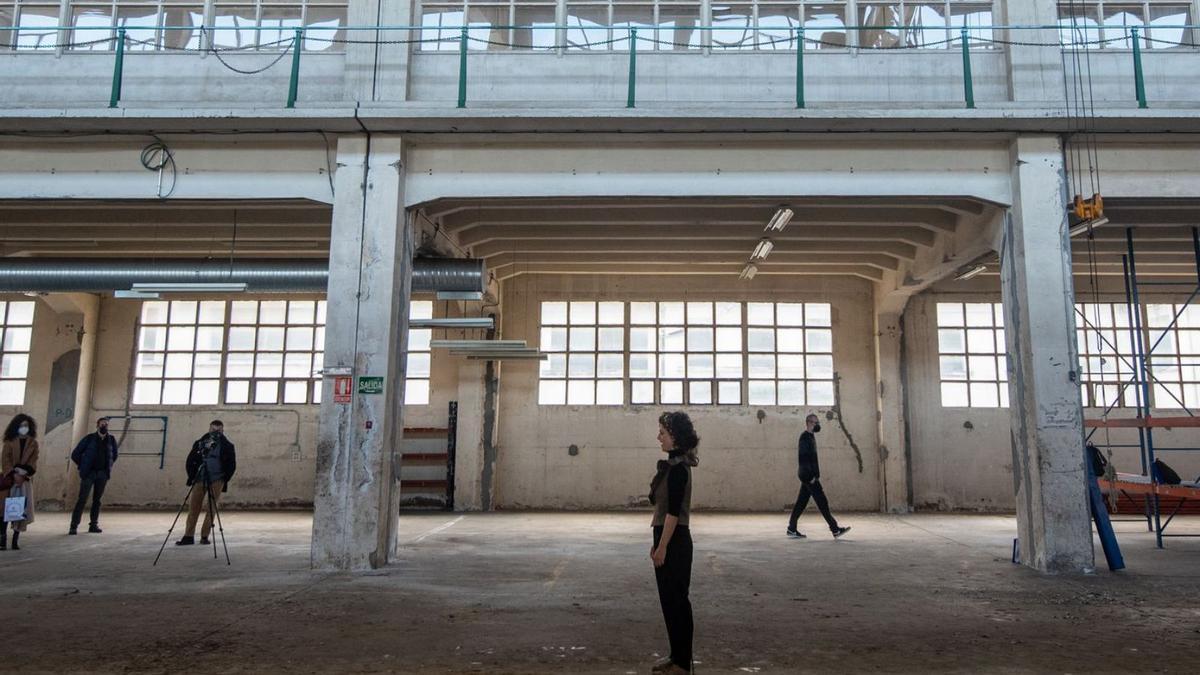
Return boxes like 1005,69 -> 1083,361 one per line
1000,135 -> 1093,574
458,223 -> 939,248
486,252 -> 902,271
474,238 -> 920,261
496,263 -> 884,282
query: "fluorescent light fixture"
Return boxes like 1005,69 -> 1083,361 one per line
751,238 -> 775,261
436,291 -> 484,301
1069,216 -> 1110,239
131,282 -> 248,293
765,208 -> 794,233
954,264 -> 988,281
431,340 -> 529,350
115,290 -> 161,299
464,353 -> 548,361
410,317 -> 494,329
739,263 -> 758,280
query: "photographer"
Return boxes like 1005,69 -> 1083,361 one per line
175,420 -> 236,546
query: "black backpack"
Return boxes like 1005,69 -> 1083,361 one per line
1153,459 -> 1182,485
1086,444 -> 1108,478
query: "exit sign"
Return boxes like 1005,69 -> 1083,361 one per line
357,376 -> 385,395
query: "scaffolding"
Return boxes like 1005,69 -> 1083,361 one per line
1082,226 -> 1200,548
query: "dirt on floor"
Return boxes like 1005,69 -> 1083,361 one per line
0,511 -> 1197,674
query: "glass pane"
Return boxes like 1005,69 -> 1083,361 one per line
139,326 -> 166,352
749,354 -> 775,378
807,354 -> 834,379
777,303 -> 804,326
212,4 -> 258,49
405,379 -> 431,405
777,328 -> 804,352
539,379 -> 567,405
162,379 -> 191,404
2,327 -> 31,352
259,301 -> 287,324
569,354 -> 596,378
597,353 -> 624,378
195,326 -> 225,351
968,355 -> 997,380
566,4 -> 609,50
716,327 -> 741,352
687,327 -> 714,352
225,380 -> 250,404
758,3 -> 799,49
859,2 -> 902,48
167,326 -> 196,351
748,380 -> 776,405
808,380 -> 835,406
259,5 -> 303,48
198,301 -> 226,324
748,328 -> 775,352
192,380 -> 220,405
408,353 -> 432,378
288,300 -> 316,324
567,380 -> 596,405
164,353 -> 193,378
747,302 -> 774,326
630,327 -> 656,352
938,329 -> 965,353
778,353 -> 805,379
806,329 -> 832,352
715,353 -> 742,378
598,327 -> 624,351
230,301 -> 258,324
1103,3 -> 1145,49
687,354 -> 714,378
258,327 -> 285,351
936,303 -> 964,327
0,379 -> 24,405
965,303 -> 994,327
408,328 -> 432,352
513,4 -> 557,50
316,301 -> 327,324
541,353 -> 567,378
804,4 -> 847,50
410,300 -> 434,321
659,302 -> 685,324
970,382 -> 1000,407
940,355 -> 967,381
686,302 -> 713,325
630,302 -> 657,324
660,380 -> 684,405
629,354 -> 656,378
15,4 -> 59,50
712,2 -> 754,50
141,301 -> 169,324
715,302 -> 741,325
688,380 -> 712,404
659,354 -> 686,379
0,354 -> 28,379
598,301 -> 624,325
806,303 -> 831,327
778,380 -> 805,405
659,326 -> 686,352
656,2 -> 702,51
136,352 -> 165,378
596,379 -> 624,405
718,381 -> 741,404
255,380 -> 280,404
966,329 -> 995,354
161,5 -> 204,50
132,379 -> 162,405
632,380 -> 655,404
570,327 -> 596,351
569,301 -> 597,325
195,353 -> 222,378
283,380 -> 309,404
170,301 -> 198,325
541,327 -> 568,351
225,352 -> 254,378
287,326 -> 315,351
941,381 -> 969,407
1149,4 -> 1190,48
256,352 -> 284,378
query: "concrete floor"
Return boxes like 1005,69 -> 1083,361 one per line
1,511 -> 1197,674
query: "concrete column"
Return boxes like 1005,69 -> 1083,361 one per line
343,0 -> 415,102
64,293 -> 100,503
311,135 -> 412,570
452,360 -> 486,511
873,311 -> 911,513
1000,135 -> 1093,574
1001,0 -> 1066,102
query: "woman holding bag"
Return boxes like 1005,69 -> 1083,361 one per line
1,414 -> 40,551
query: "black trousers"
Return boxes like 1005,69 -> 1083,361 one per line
653,525 -> 693,671
788,479 -> 840,533
71,471 -> 109,529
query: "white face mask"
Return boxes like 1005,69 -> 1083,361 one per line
17,425 -> 29,437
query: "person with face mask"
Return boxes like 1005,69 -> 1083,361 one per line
0,414 -> 40,551
787,413 -> 851,539
176,420 -> 237,546
69,417 -> 121,535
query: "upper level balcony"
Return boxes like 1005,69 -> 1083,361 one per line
4,1 -> 1200,131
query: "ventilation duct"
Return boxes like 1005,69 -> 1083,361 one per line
0,257 -> 485,294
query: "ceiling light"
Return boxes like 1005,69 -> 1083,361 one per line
409,317 -> 494,329
954,264 -> 987,281
1069,216 -> 1109,239
131,282 -> 247,293
765,208 -> 794,233
430,340 -> 529,350
751,238 -> 775,261
436,291 -> 484,301
115,290 -> 160,299
739,263 -> 758,280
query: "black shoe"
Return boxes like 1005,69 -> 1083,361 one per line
0,543 -> 6,551
786,529 -> 807,539
200,538 -> 210,545
175,536 -> 195,546
10,542 -> 18,551
833,526 -> 851,538
68,528 -> 77,535
88,525 -> 102,534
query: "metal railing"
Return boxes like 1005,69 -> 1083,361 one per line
0,23 -> 1195,110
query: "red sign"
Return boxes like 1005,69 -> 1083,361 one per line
333,376 -> 353,404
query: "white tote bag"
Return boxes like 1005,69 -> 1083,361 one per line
4,484 -> 27,522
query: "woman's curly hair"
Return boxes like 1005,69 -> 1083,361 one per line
3,414 -> 38,441
659,411 -> 700,467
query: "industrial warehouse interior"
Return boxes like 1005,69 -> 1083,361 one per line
1,0 -> 1199,673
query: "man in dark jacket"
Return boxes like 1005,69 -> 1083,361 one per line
69,417 -> 120,535
787,413 -> 850,539
176,420 -> 237,546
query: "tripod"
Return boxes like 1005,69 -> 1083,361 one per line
154,463 -> 230,566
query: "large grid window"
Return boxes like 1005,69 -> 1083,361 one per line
0,301 -> 36,405
1075,303 -> 1138,408
1146,303 -> 1200,409
746,302 -> 833,406
133,300 -> 326,406
539,301 -> 625,405
1057,1 -> 1192,49
420,0 -> 560,51
936,302 -> 1008,408
629,301 -> 744,405
406,301 -> 433,406
0,1 -> 348,51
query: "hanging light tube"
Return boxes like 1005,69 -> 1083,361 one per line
130,282 -> 248,293
739,263 -> 759,280
765,208 -> 794,232
751,238 -> 775,261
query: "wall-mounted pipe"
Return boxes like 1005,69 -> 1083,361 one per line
0,257 -> 485,294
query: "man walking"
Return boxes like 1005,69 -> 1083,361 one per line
176,420 -> 236,546
69,417 -> 120,535
787,413 -> 850,539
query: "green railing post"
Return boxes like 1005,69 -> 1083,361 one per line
1132,27 -> 1148,108
626,28 -> 638,108
457,27 -> 468,108
109,28 -> 126,109
960,28 -> 974,109
286,28 -> 303,108
795,28 -> 805,109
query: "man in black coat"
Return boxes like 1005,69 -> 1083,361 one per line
176,420 -> 237,546
69,417 -> 120,535
787,413 -> 851,539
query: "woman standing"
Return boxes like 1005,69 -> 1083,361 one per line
649,411 -> 699,674
1,414 -> 40,551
